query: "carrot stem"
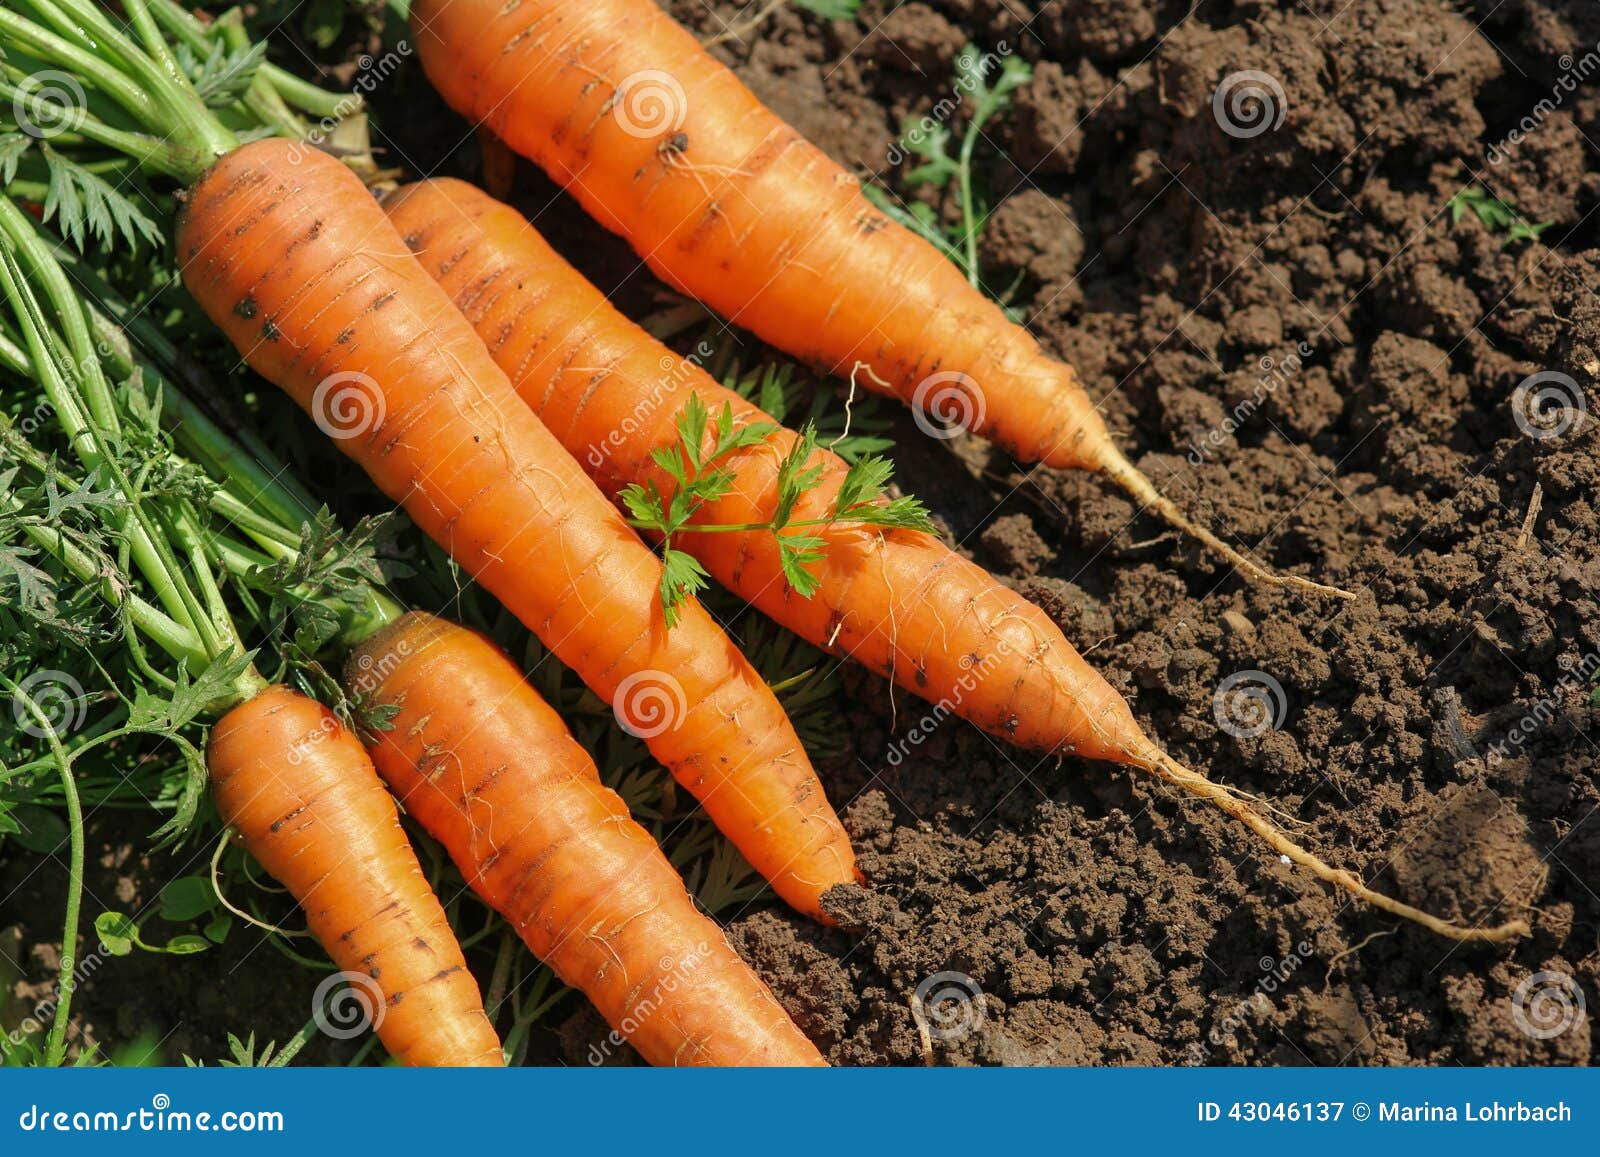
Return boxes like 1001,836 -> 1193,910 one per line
0,2 -> 238,177
6,678 -> 86,1066
0,203 -> 265,705
0,78 -> 192,178
0,6 -> 158,121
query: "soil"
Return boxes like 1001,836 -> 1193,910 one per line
5,0 -> 1599,1066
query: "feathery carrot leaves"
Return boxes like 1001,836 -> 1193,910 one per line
0,135 -> 164,253
623,393 -> 934,625
1447,184 -> 1552,247
175,37 -> 268,107
866,43 -> 1032,303
622,394 -> 777,626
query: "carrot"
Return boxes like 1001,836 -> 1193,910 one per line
209,686 -> 505,1067
348,612 -> 827,1066
0,201 -> 503,1067
0,0 -> 857,919
407,0 -> 1351,600
9,193 -> 809,1067
383,178 -> 1529,945
175,139 -> 856,921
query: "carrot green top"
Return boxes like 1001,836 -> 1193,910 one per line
0,0 -> 349,185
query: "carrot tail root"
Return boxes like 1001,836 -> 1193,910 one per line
1094,442 -> 1357,602
1137,749 -> 1529,944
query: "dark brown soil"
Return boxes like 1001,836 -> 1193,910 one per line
6,0 -> 1598,1066
684,0 -> 1600,1067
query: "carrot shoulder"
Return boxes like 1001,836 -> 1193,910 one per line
208,685 -> 503,1067
347,613 -> 827,1066
176,139 -> 857,922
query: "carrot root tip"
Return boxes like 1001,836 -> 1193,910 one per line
1093,444 -> 1357,602
1136,747 -> 1529,945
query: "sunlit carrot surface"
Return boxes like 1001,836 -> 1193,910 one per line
349,613 -> 828,1066
209,685 -> 504,1067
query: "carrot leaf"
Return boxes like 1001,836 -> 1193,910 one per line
776,533 -> 826,598
770,423 -> 825,529
870,43 -> 1033,303
0,134 -> 29,186
623,394 -> 780,624
36,144 -> 164,254
793,0 -> 862,19
625,392 -> 937,623
658,548 -> 711,628
175,37 -> 267,108
1447,184 -> 1553,248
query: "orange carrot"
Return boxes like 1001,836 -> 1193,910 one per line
386,177 -> 1138,762
407,0 -> 1349,599
209,684 -> 504,1066
347,612 -> 827,1066
176,139 -> 856,923
383,178 -> 1527,945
